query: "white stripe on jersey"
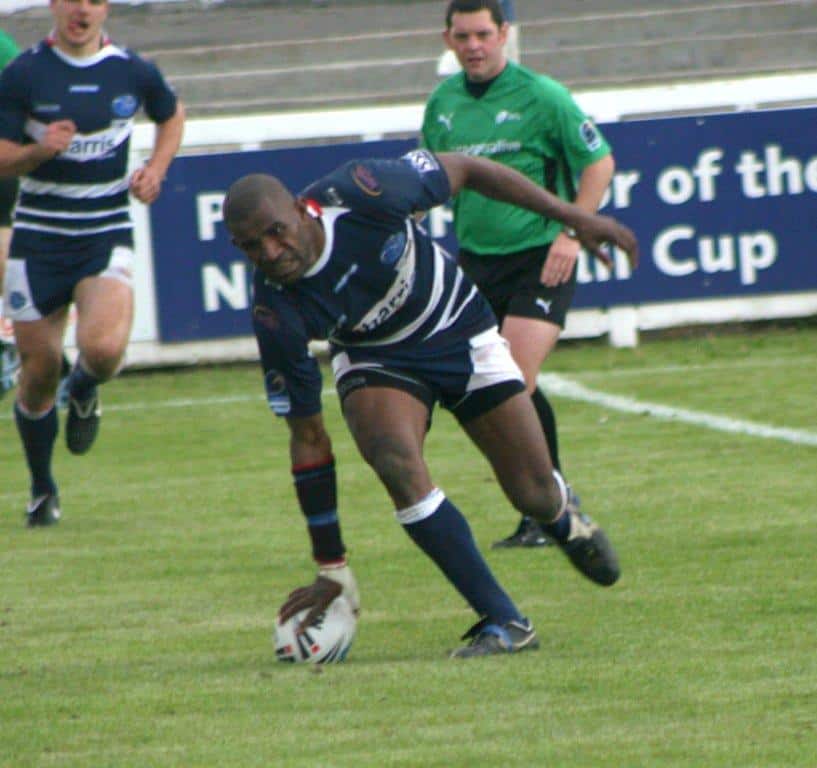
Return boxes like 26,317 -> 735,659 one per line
20,177 -> 131,199
337,237 -> 447,347
353,221 -> 416,333
15,204 -> 131,220
422,249 -> 479,339
14,221 -> 132,237
305,206 -> 344,276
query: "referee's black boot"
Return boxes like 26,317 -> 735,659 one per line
492,516 -> 552,548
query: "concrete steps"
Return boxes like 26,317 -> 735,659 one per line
5,0 -> 816,117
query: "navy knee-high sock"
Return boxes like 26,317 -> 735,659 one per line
14,402 -> 58,498
399,489 -> 522,626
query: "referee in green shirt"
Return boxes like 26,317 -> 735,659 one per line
423,0 -> 631,548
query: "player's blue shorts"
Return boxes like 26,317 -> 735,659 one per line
331,325 -> 525,425
3,231 -> 134,321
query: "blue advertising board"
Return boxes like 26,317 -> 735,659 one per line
149,107 -> 817,342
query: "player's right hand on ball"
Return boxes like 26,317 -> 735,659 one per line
278,575 -> 343,632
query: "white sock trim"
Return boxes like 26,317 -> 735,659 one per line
552,469 -> 568,519
15,400 -> 55,420
395,487 -> 445,525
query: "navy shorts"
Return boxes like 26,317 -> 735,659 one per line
331,325 -> 525,425
459,244 -> 576,329
4,231 -> 134,320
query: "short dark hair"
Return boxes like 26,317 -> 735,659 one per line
445,0 -> 505,29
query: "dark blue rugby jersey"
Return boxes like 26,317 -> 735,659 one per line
252,150 -> 497,417
0,36 -> 177,250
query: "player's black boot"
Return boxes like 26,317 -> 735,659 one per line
492,516 -> 552,548
26,493 -> 61,527
555,500 -> 620,586
66,392 -> 101,455
450,617 -> 539,659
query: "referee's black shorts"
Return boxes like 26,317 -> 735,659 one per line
459,243 -> 577,328
0,176 -> 19,227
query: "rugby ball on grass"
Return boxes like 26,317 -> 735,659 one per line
274,594 -> 357,663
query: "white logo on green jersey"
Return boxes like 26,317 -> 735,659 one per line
495,110 -> 521,124
437,113 -> 454,131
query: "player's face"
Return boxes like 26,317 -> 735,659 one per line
229,199 -> 318,285
50,0 -> 109,58
444,9 -> 508,82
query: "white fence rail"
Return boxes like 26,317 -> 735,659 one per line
113,71 -> 817,366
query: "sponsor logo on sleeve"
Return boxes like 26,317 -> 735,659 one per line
403,149 -> 440,174
579,119 -> 603,151
351,164 -> 382,196
264,369 -> 291,415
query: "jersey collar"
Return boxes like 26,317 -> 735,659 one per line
304,206 -> 347,278
45,30 -> 121,67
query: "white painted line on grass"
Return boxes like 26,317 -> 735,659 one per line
3,371 -> 814,447
539,373 -> 817,447
574,356 -> 817,380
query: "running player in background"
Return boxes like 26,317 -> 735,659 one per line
0,28 -> 20,398
0,0 -> 185,527
423,0 -> 625,548
223,149 -> 636,656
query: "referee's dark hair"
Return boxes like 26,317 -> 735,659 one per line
445,0 -> 506,29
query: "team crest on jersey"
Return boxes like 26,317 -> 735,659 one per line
579,119 -> 602,151
351,164 -> 382,196
380,231 -> 407,265
112,93 -> 138,118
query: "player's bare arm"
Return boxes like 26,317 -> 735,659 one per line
437,152 -> 639,267
130,102 -> 186,204
542,154 -> 616,286
0,120 -> 77,177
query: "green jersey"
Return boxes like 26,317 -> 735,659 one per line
422,62 -> 610,254
0,29 -> 20,70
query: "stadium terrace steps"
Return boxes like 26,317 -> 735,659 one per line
4,0 -> 816,117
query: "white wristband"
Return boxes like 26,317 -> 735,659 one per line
318,562 -> 360,616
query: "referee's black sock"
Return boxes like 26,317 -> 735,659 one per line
66,360 -> 100,403
531,387 -> 561,472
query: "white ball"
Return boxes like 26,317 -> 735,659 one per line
273,595 -> 357,664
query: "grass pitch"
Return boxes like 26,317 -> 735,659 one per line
2,321 -> 816,767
